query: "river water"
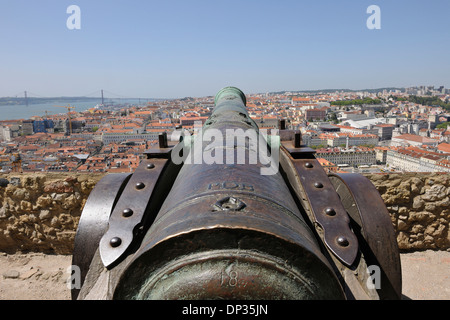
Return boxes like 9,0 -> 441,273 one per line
0,99 -> 145,121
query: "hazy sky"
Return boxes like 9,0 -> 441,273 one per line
1,0 -> 449,98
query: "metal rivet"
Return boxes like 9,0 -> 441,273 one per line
135,182 -> 145,190
337,236 -> 349,247
147,163 -> 155,169
110,237 -> 122,248
305,162 -> 313,168
122,208 -> 133,217
314,182 -> 323,188
325,208 -> 336,216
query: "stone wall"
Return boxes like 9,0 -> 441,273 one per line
0,173 -> 103,254
0,172 -> 448,254
364,173 -> 449,252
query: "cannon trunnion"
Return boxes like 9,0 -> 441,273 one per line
72,87 -> 401,300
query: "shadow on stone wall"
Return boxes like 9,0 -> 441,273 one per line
0,172 -> 448,254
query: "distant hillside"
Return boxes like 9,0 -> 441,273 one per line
269,87 -> 405,95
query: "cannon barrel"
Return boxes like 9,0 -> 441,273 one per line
72,87 -> 402,300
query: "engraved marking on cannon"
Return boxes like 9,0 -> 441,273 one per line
219,263 -> 249,289
220,269 -> 247,288
207,182 -> 254,192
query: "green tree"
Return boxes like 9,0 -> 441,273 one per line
408,96 -> 450,111
329,112 -> 338,123
436,122 -> 450,129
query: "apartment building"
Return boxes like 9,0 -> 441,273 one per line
391,133 -> 439,148
373,124 -> 395,141
315,148 -> 376,166
386,147 -> 450,172
374,147 -> 389,164
326,133 -> 379,147
305,108 -> 327,121
102,131 -> 162,144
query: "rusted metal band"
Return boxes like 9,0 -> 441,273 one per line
328,173 -> 402,299
99,158 -> 169,268
71,173 -> 131,300
279,145 -> 359,267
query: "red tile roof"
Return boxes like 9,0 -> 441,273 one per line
438,143 -> 450,153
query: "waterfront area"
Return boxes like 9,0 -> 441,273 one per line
0,86 -> 448,174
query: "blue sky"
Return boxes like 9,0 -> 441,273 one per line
0,0 -> 449,98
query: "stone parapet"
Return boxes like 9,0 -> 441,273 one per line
0,173 -> 103,254
0,172 -> 448,254
364,173 -> 449,251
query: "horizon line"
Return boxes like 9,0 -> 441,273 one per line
1,85 -> 446,101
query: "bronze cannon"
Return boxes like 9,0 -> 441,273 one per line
71,87 -> 401,300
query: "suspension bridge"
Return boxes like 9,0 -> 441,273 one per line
0,90 -> 159,121
1,89 -> 154,107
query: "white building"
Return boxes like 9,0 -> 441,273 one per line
316,148 -> 376,166
391,133 -> 439,148
386,148 -> 450,172
102,132 -> 161,144
0,126 -> 12,141
326,134 -> 379,148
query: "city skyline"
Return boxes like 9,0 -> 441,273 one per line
1,0 -> 450,98
0,85 -> 447,100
